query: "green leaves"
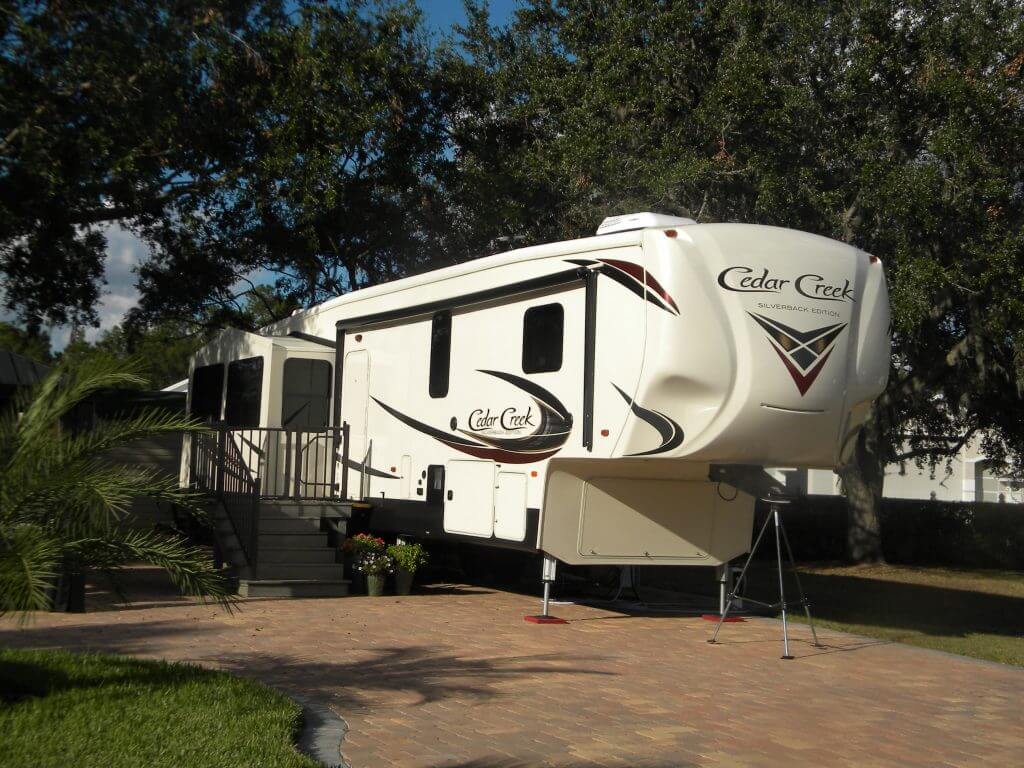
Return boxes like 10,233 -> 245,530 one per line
0,355 -> 230,614
450,0 -> 1024,474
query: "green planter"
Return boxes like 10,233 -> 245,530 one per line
394,568 -> 414,596
367,573 -> 386,596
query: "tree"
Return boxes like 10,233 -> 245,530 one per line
0,355 -> 231,613
0,320 -> 51,362
130,1 -> 450,331
449,0 -> 1024,560
0,0 -> 294,329
3,0 -> 450,346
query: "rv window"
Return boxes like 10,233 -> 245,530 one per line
426,464 -> 445,504
522,303 -> 564,373
190,364 -> 224,422
429,311 -> 451,398
281,358 -> 332,429
224,356 -> 264,427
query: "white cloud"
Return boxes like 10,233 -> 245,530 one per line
47,223 -> 147,350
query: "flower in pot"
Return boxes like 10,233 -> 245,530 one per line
343,533 -> 386,559
387,542 -> 429,596
356,551 -> 394,596
343,533 -> 386,591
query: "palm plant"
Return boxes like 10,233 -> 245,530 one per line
0,355 -> 232,614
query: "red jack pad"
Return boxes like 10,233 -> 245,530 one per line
701,614 -> 746,622
524,614 -> 568,624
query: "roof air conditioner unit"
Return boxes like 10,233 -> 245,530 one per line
596,212 -> 696,235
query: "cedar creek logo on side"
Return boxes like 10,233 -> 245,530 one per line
717,266 -> 856,303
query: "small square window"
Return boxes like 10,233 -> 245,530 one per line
523,303 -> 563,373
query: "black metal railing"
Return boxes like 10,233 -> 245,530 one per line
190,423 -> 350,566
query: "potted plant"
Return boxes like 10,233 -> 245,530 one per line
356,550 -> 394,596
343,533 -> 386,593
387,542 -> 428,595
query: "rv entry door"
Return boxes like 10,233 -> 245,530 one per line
443,459 -> 495,537
342,349 -> 370,497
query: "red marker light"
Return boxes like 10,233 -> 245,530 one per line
664,229 -> 678,238
354,334 -> 363,341
869,254 -> 879,264
390,466 -> 396,472
530,470 -> 538,477
600,429 -> 610,437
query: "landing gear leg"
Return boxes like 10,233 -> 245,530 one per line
524,554 -> 568,624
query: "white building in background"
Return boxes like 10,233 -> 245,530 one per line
784,437 -> 1023,503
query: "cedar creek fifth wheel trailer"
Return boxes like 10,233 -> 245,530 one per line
181,213 -> 890,590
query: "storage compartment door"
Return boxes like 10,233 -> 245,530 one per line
443,460 -> 495,537
493,472 -> 527,542
578,478 -> 713,560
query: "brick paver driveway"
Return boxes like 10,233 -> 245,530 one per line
2,571 -> 1022,767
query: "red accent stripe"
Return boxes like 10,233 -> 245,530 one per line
600,257 -> 645,282
600,258 -> 680,314
770,344 -> 834,396
437,436 -> 561,464
640,270 -> 680,314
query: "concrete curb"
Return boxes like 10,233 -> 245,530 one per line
291,693 -> 349,768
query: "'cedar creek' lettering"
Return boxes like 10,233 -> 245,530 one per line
717,266 -> 856,303
468,407 -> 536,432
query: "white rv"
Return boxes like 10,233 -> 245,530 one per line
183,213 -> 890,578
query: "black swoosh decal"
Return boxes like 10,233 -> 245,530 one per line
371,370 -> 572,463
343,457 -> 400,479
612,384 -> 685,456
567,258 -> 679,315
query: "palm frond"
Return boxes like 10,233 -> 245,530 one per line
58,407 -> 207,466
0,524 -> 62,615
12,356 -> 149,464
8,461 -> 207,536
0,352 -> 234,615
68,528 -> 234,609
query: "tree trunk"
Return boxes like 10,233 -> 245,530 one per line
836,410 -> 886,563
66,570 -> 87,613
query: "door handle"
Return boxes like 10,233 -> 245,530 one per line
447,490 -> 453,501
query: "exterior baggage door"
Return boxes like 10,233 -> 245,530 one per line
493,471 -> 527,541
443,459 -> 495,537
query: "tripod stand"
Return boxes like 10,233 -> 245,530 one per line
708,499 -> 822,659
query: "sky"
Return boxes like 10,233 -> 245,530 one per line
422,0 -> 519,36
16,0 -> 521,352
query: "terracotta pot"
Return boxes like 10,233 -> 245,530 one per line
395,568 -> 414,596
367,573 -> 386,596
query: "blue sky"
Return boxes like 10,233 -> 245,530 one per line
421,0 -> 519,34
24,1 -> 522,351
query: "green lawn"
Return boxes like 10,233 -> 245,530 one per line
0,648 -> 320,768
742,563 -> 1024,666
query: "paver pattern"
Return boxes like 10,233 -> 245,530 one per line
2,570 -> 1022,767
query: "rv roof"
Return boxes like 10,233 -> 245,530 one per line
262,227 -> 649,333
